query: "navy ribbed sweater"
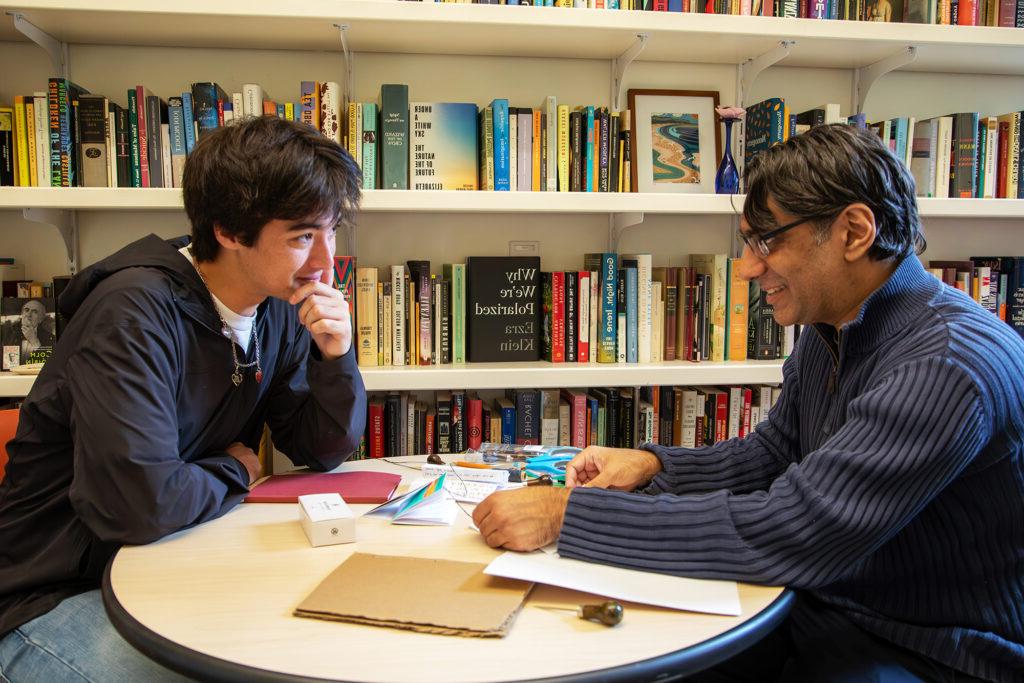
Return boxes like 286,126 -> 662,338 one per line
558,256 -> 1024,682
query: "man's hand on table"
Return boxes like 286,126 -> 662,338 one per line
565,446 -> 662,490
472,487 -> 571,552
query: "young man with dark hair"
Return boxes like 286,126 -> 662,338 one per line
474,124 -> 1024,682
0,115 -> 366,682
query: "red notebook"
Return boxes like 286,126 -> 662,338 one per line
245,471 -> 401,504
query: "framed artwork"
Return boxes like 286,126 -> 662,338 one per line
627,89 -> 721,194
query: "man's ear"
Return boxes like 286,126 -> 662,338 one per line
212,224 -> 244,253
840,203 -> 876,262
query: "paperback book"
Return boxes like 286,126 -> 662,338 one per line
410,102 -> 479,191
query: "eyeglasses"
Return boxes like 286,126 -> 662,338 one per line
737,213 -> 834,258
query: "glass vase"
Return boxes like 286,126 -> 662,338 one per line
715,118 -> 740,195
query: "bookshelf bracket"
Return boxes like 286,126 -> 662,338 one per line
737,40 -> 794,109
23,209 -> 78,275
7,12 -> 69,79
334,23 -> 353,111
608,212 -> 644,252
611,33 -> 648,112
853,46 -> 916,115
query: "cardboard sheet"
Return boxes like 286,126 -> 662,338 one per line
294,553 -> 533,637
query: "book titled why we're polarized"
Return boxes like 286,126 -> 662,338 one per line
467,256 -> 540,362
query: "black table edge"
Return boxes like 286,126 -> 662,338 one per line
103,559 -> 794,683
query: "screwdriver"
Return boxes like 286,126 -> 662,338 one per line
535,601 -> 624,626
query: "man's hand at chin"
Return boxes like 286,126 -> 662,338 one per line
472,487 -> 571,552
288,271 -> 352,360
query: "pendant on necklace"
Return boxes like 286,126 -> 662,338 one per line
255,370 -> 263,384
231,370 -> 243,387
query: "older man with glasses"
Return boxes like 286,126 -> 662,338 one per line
473,124 -> 1024,682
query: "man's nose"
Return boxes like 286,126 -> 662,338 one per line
735,243 -> 766,282
311,233 -> 335,269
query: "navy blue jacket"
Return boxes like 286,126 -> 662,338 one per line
559,256 -> 1024,682
0,234 -> 366,636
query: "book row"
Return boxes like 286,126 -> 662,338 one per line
0,79 -> 635,195
926,256 -> 1024,337
336,253 -> 793,369
907,112 -> 1024,199
744,98 -> 1024,199
420,0 -> 1023,26
0,79 -> 347,189
356,383 -> 783,459
375,87 -> 632,192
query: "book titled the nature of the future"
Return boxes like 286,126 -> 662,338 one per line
410,102 -> 479,191
466,256 -> 540,362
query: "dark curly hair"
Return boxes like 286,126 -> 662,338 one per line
743,123 -> 925,261
182,115 -> 362,262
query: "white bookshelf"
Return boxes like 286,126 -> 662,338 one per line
2,3 -> 1023,400
4,188 -> 1024,218
3,1 -> 1024,73
0,188 -> 740,214
0,362 -> 784,396
360,360 -> 785,392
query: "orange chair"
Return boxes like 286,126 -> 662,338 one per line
0,408 -> 19,482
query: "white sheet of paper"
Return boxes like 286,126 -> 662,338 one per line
484,551 -> 741,616
391,493 -> 457,526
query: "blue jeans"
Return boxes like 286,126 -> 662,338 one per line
0,590 -> 193,683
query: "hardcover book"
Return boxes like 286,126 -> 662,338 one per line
583,253 -> 618,363
189,82 -> 226,140
490,98 -> 510,191
379,84 -> 409,190
442,263 -> 466,364
333,256 -> 357,336
951,112 -> 980,199
410,102 -> 479,191
49,79 -> 90,187
77,94 -> 109,188
355,267 -> 378,367
0,110 -> 15,186
1,297 -> 57,370
743,97 -> 786,168
299,81 -> 320,132
246,471 -> 400,504
362,102 -> 378,190
167,97 -> 187,188
319,82 -> 342,146
466,256 -> 540,362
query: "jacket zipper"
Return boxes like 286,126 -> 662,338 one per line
814,326 -> 841,395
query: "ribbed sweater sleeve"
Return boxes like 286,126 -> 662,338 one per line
642,354 -> 803,496
558,357 -> 989,588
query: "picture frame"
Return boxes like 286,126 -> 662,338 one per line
627,89 -> 721,195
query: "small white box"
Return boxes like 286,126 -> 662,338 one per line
298,493 -> 355,547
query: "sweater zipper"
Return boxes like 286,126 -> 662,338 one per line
814,326 -> 841,394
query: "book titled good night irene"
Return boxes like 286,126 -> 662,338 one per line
466,256 -> 541,362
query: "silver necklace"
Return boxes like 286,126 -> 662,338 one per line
190,248 -> 263,386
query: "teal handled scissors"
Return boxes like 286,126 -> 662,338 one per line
524,451 -> 577,484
